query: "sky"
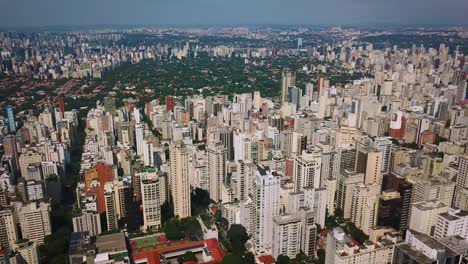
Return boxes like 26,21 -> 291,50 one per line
0,0 -> 467,28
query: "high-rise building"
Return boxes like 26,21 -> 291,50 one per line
350,184 -> 380,234
434,208 -> 468,239
10,240 -> 40,264
408,200 -> 449,236
293,148 -> 322,191
251,165 -> 280,254
371,137 -> 392,173
166,96 -> 175,112
114,180 -> 135,230
5,105 -> 15,132
72,210 -> 102,237
0,207 -> 18,250
18,150 -> 43,179
454,156 -> 468,209
104,182 -> 118,231
272,214 -> 302,259
141,171 -> 162,231
170,141 -> 192,218
355,146 -> 383,185
2,135 -> 20,172
207,141 -> 227,203
281,70 -> 296,105
17,201 -> 51,245
135,123 -> 145,157
337,171 -> 364,219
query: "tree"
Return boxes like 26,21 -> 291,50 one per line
244,252 -> 256,264
164,219 -> 184,240
317,249 -> 326,264
291,252 -> 308,264
222,254 -> 243,264
191,188 -> 212,215
178,251 -> 197,263
227,224 -> 249,255
276,255 -> 291,264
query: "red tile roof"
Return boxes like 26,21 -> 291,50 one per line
258,255 -> 275,264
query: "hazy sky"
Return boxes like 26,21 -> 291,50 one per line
0,0 -> 467,27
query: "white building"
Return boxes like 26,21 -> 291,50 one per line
434,208 -> 468,239
272,214 -> 302,259
207,141 -> 227,203
408,200 -> 449,236
293,148 -> 322,191
72,210 -> 102,237
251,165 -> 280,255
141,171 -> 162,231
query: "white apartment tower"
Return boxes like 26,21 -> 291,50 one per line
293,148 -> 322,191
170,141 -> 192,218
104,183 -> 118,231
272,214 -> 302,259
135,123 -> 145,156
141,171 -> 162,231
251,165 -> 280,254
207,141 -> 227,203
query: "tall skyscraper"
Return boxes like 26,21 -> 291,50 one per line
141,171 -> 162,231
104,182 -> 118,231
17,201 -> 51,245
454,156 -> 468,209
170,141 -> 192,218
355,147 -> 383,185
166,96 -> 175,112
281,70 -> 296,105
293,148 -> 322,191
0,207 -> 18,250
272,214 -> 302,259
5,105 -> 15,132
297,38 -> 303,49
135,124 -> 145,156
114,180 -> 135,230
317,76 -> 325,96
2,135 -> 19,172
371,137 -> 392,173
207,141 -> 227,203
350,184 -> 380,234
251,165 -> 280,254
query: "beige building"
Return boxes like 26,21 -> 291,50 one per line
17,201 -> 51,245
10,240 -> 40,264
350,184 -> 380,235
207,141 -> 227,203
337,170 -> 364,219
355,146 -> 383,186
408,200 -> 449,236
0,207 -> 19,250
170,141 -> 192,218
19,150 -> 43,179
141,170 -> 162,231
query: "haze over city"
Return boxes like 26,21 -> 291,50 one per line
1,0 -> 468,27
0,1 -> 468,264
